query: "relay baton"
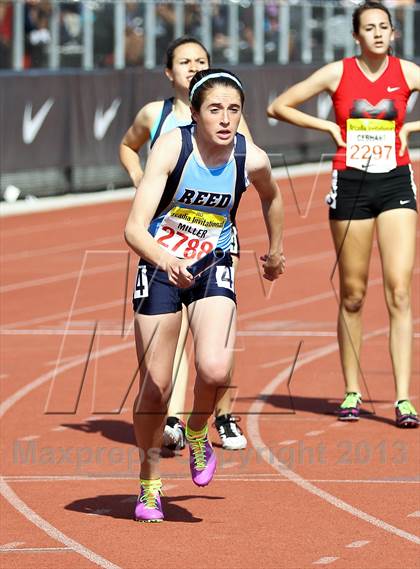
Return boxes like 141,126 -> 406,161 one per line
187,248 -> 225,278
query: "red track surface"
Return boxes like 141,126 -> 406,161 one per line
1,169 -> 419,568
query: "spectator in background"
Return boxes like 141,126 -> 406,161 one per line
0,2 -> 12,68
24,0 -> 51,68
125,2 -> 145,66
92,2 -> 114,67
60,2 -> 82,47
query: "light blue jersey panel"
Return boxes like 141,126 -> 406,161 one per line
150,101 -> 192,143
149,152 -> 237,253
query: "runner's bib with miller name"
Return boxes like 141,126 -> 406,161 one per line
346,118 -> 397,173
154,206 -> 226,260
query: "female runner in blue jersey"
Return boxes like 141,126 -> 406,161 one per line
124,69 -> 285,522
120,37 -> 252,451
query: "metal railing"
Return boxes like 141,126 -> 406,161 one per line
1,0 -> 418,71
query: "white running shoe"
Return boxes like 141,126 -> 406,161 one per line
214,414 -> 247,450
162,417 -> 186,450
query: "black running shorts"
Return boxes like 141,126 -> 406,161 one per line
326,164 -> 417,220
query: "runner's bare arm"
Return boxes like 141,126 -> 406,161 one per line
246,143 -> 285,281
267,61 -> 345,148
124,130 -> 181,269
119,101 -> 162,187
399,60 -> 420,155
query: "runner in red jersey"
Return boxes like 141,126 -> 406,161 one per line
332,54 -> 411,171
268,1 -> 420,428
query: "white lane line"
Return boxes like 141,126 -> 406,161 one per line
260,355 -> 296,369
0,329 -> 337,337
0,161 -> 339,220
313,557 -> 339,565
239,198 -> 324,222
305,430 -> 324,437
0,344 -> 130,569
0,262 -> 125,294
4,222 -> 326,263
239,268 -> 420,327
14,159 -> 419,223
247,326 -> 420,545
0,188 -> 136,218
51,426 -> 68,432
1,280 -> 419,565
47,353 -> 92,366
0,542 -> 25,550
0,211 -> 125,238
2,299 -> 124,331
240,221 -> 329,245
85,416 -> 104,422
2,265 -> 416,331
408,511 -> 420,518
279,440 -> 297,446
0,478 -> 121,569
0,546 -> 73,552
238,251 -> 333,277
18,435 -> 40,441
0,480 -> 120,569
239,331 -> 336,337
220,462 -> 240,470
1,235 -> 121,263
0,238 -> 331,296
345,540 -> 370,548
242,223 -> 411,251
86,509 -> 112,516
0,340 -> 132,419
0,329 -> 127,336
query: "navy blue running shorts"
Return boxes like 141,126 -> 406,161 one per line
326,164 -> 417,220
133,253 -> 236,315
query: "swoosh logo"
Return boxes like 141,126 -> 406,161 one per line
387,86 -> 400,93
400,199 -> 410,205
22,99 -> 54,144
94,98 -> 121,140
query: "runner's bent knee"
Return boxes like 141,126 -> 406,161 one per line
196,357 -> 232,387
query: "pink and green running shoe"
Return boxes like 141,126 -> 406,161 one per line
338,392 -> 362,421
187,427 -> 217,487
134,479 -> 164,523
395,400 -> 419,428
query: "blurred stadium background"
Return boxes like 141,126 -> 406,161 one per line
1,0 -> 419,199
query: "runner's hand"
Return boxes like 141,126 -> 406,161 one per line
399,124 -> 408,156
260,252 -> 285,281
166,258 -> 194,288
327,122 -> 346,148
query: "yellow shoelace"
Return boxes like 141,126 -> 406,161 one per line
341,392 -> 361,409
189,437 -> 207,470
397,400 -> 417,416
139,480 -> 163,509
